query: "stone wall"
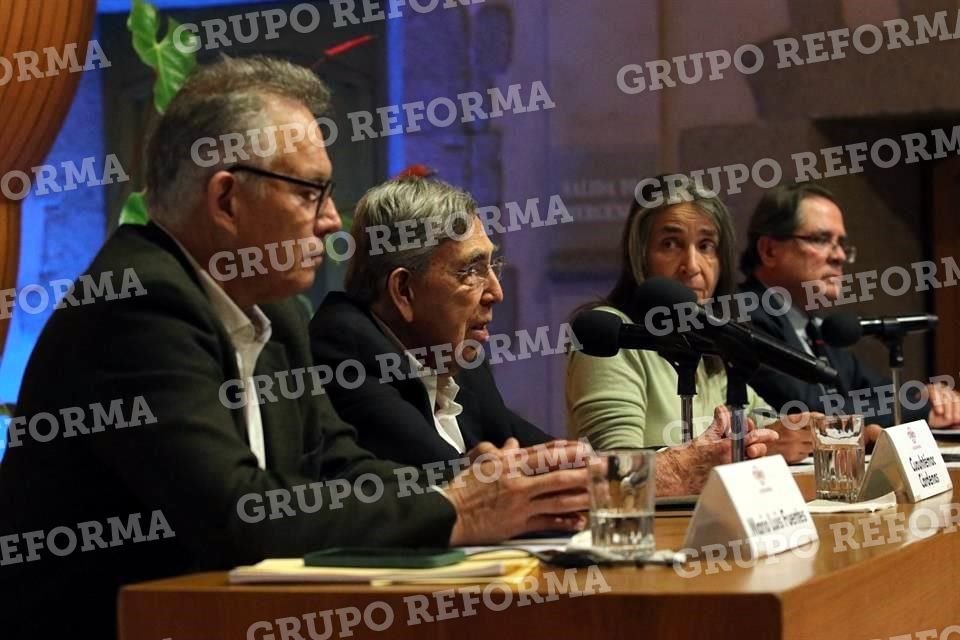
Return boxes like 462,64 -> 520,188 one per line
491,0 -> 960,433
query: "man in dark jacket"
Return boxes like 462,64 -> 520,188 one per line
0,57 -> 590,640
738,182 -> 960,429
310,178 -> 552,468
311,290 -> 553,467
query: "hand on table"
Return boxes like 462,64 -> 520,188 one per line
447,439 -> 591,545
864,423 -> 884,452
926,383 -> 960,428
763,412 -> 820,463
656,405 -> 779,496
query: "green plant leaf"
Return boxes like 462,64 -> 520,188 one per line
119,191 -> 150,226
127,0 -> 197,113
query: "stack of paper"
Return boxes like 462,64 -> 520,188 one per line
806,491 -> 897,514
931,429 -> 960,441
936,445 -> 960,468
565,530 -> 688,565
228,550 -> 539,586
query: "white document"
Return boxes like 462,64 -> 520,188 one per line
806,491 -> 897,514
229,551 -> 537,585
682,456 -> 818,560
859,420 -> 953,502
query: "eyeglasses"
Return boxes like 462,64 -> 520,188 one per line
226,164 -> 335,216
778,233 -> 857,265
454,256 -> 505,288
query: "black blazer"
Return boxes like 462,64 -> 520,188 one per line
309,292 -> 552,468
738,277 -> 928,427
0,223 -> 455,640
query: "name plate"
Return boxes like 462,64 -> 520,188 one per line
859,420 -> 953,503
682,456 -> 817,560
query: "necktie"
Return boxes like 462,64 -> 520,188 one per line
806,317 -> 839,397
805,318 -> 831,363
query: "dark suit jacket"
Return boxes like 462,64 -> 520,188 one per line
309,292 -> 552,468
0,223 -> 455,640
738,277 -> 929,427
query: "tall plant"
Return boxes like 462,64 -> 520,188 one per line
118,0 -> 197,225
117,0 -> 376,232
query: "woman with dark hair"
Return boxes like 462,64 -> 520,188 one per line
566,178 -> 813,461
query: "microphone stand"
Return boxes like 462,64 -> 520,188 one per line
880,328 -> 906,426
661,350 -> 701,443
721,355 -> 759,463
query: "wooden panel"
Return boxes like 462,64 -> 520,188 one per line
0,0 -> 97,357
932,156 -> 960,375
119,469 -> 960,640
0,1 -> 97,174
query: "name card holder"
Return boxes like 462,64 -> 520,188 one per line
682,455 -> 817,560
859,420 -> 952,503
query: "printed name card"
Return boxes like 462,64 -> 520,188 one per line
859,420 -> 952,503
682,456 -> 817,560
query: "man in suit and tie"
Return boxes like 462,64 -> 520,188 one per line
0,56 -> 591,640
738,182 -> 960,430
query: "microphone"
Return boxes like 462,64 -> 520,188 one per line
634,278 -> 840,385
821,312 -> 938,347
818,312 -> 860,347
571,308 -> 718,358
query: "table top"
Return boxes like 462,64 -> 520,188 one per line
122,469 -> 959,598
119,468 -> 960,640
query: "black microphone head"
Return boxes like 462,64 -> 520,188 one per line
571,310 -> 623,357
821,312 -> 862,347
634,277 -> 697,315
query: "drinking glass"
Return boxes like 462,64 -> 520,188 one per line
813,415 -> 865,502
588,450 -> 656,558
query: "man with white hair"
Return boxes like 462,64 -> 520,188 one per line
311,177 -> 554,468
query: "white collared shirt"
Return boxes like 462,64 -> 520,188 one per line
155,224 -> 272,469
411,358 -> 466,453
372,314 -> 466,453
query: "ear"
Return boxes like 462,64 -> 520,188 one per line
386,268 -> 416,323
756,236 -> 779,268
206,170 -> 241,235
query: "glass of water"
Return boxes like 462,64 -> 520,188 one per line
812,414 -> 865,502
588,450 -> 655,558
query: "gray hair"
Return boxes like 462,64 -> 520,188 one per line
345,178 -> 478,305
593,175 -> 738,376
740,182 -> 840,276
144,55 -> 332,227
615,176 -> 739,302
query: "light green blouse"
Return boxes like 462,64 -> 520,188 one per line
566,306 -> 773,449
